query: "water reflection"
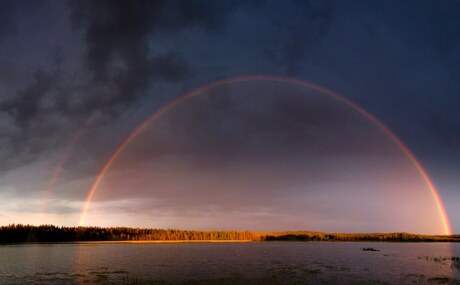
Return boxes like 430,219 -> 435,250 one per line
0,242 -> 458,284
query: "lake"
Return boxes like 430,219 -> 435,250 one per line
0,242 -> 459,284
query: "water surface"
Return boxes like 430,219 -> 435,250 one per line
0,242 -> 459,284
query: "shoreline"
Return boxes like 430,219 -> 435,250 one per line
1,225 -> 458,243
1,240 -> 459,245
70,240 -> 254,244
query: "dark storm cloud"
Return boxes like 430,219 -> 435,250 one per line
0,63 -> 64,173
65,51 -> 191,117
0,0 -> 238,172
0,0 -> 239,127
0,68 -> 56,127
67,0 -> 237,111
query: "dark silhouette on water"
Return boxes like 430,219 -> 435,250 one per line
361,247 -> 380,251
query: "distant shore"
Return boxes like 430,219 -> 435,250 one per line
70,240 -> 254,244
1,224 -> 459,243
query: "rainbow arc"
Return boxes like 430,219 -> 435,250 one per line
78,75 -> 452,235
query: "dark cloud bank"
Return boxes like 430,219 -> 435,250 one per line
0,0 -> 237,171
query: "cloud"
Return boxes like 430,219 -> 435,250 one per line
0,68 -> 57,127
0,0 -> 239,172
67,0 -> 238,111
0,0 -> 239,127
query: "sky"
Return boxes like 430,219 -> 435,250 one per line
0,0 -> 459,234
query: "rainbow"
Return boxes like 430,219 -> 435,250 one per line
78,75 -> 452,235
42,113 -> 100,213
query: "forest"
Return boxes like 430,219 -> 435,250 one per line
0,224 -> 459,243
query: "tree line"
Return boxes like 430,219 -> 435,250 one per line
263,232 -> 460,242
0,224 -> 458,243
0,224 -> 258,243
